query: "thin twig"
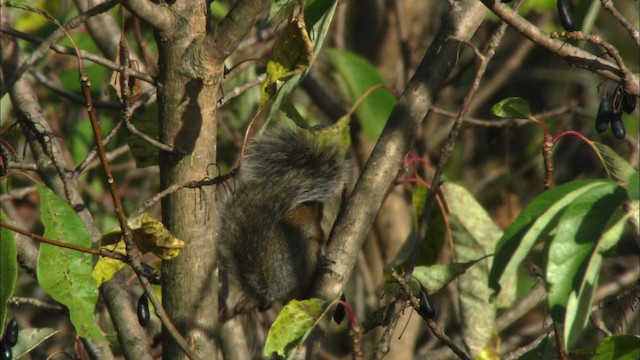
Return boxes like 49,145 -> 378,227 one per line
389,269 -> 472,360
29,69 -> 120,109
0,0 -> 122,96
0,221 -> 127,261
10,296 -> 64,311
479,0 -> 639,96
0,25 -> 155,84
550,31 -> 634,91
131,169 -> 237,218
73,88 -> 156,176
600,0 -> 639,47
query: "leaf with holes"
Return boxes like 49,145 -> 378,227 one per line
264,298 -> 326,357
36,184 -> 104,341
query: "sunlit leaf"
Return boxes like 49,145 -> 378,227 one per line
570,335 -> 640,360
0,212 -> 17,338
260,14 -> 313,107
264,298 -> 326,357
546,182 -> 626,347
11,327 -> 59,359
262,0 -> 337,125
412,258 -> 487,294
489,179 -> 609,297
36,184 -> 104,341
94,213 -> 184,286
491,97 -> 532,119
445,183 -> 502,357
92,240 -> 127,287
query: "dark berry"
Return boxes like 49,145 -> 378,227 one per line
610,110 -> 626,139
333,294 -> 346,324
557,0 -> 575,31
595,98 -> 611,133
621,93 -> 637,114
137,293 -> 150,327
3,317 -> 18,347
0,341 -> 10,360
417,283 -> 436,319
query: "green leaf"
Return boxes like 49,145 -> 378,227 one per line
11,327 -> 59,359
591,142 -> 636,183
491,97 -> 532,118
128,106 -> 159,168
412,258 -> 488,294
489,179 -> 610,297
570,335 -> 640,360
0,212 -> 17,338
390,185 -> 446,267
36,184 -> 104,341
562,211 -> 627,349
518,335 -> 555,360
546,182 -> 627,347
627,171 -> 639,200
264,298 -> 326,357
260,15 -> 314,107
326,48 -> 396,139
262,0 -> 337,126
444,183 -> 502,357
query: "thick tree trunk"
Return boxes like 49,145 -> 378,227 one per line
155,2 -> 220,359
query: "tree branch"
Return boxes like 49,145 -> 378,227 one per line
122,0 -> 174,31
204,0 -> 272,61
479,0 -> 639,96
312,0 -> 488,304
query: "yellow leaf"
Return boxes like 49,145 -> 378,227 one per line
260,15 -> 313,107
92,241 -> 127,287
132,213 -> 185,260
99,213 -> 186,260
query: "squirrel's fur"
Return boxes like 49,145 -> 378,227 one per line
218,125 -> 349,312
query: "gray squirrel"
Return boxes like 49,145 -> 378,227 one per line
218,124 -> 349,315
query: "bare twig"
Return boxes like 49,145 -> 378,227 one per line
29,69 -> 120,109
217,73 -> 266,107
131,169 -> 237,218
10,297 -> 64,311
0,25 -> 156,84
0,0 -> 122,97
550,31 -> 635,91
479,0 -> 639,96
389,269 -> 472,360
0,221 -> 127,261
600,0 -> 639,47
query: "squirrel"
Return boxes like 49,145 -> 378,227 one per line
218,124 -> 349,316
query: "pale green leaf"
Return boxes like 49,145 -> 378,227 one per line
0,212 -> 17,338
591,142 -> 636,183
264,298 -> 326,357
11,327 -> 59,359
262,0 -> 337,126
326,48 -> 396,139
489,179 -> 610,297
491,97 -> 532,118
36,184 -> 104,341
444,183 -> 502,357
570,335 -> 640,360
546,182 -> 626,347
